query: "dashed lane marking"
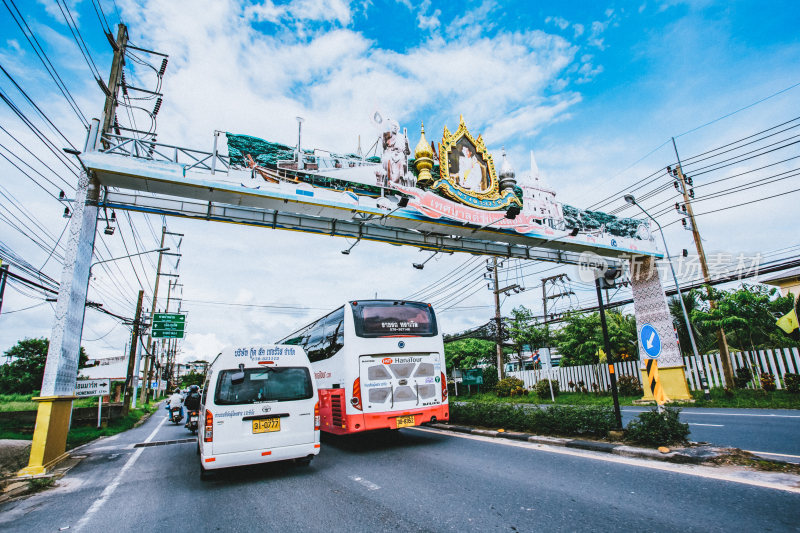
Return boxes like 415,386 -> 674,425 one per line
349,475 -> 381,491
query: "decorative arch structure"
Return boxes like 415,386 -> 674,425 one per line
21,117 -> 691,475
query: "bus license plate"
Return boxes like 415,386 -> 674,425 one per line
252,418 -> 280,433
395,415 -> 415,428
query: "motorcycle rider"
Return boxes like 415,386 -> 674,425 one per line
167,388 -> 184,421
183,384 -> 201,428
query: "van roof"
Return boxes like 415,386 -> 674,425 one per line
210,344 -> 309,369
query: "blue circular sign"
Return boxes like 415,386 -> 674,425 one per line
398,341 -> 406,349
639,323 -> 662,359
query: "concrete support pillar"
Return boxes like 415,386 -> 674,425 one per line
20,121 -> 100,476
629,255 -> 692,401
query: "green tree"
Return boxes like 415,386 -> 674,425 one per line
554,310 -> 638,366
668,289 -> 717,356
506,306 -> 550,352
444,338 -> 496,370
605,311 -> 638,361
180,370 -> 206,388
693,285 -> 798,352
0,338 -> 89,394
554,312 -> 603,366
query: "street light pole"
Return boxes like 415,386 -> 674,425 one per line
88,247 -> 170,277
595,277 -> 623,429
624,194 -> 711,400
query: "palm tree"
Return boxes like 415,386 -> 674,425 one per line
668,289 -> 716,356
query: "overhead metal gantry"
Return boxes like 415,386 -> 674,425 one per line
82,132 -> 660,266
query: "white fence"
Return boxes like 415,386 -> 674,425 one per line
507,347 -> 800,392
683,347 -> 800,390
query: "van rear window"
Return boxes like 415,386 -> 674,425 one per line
214,367 -> 313,405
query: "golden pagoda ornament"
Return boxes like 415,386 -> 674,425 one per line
413,122 -> 435,189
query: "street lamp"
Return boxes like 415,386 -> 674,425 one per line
89,247 -> 170,277
624,194 -> 711,400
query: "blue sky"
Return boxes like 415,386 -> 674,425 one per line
1,0 -> 799,361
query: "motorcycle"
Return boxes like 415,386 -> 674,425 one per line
186,410 -> 199,434
169,406 -> 183,424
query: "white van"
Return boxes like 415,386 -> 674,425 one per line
198,344 -> 320,479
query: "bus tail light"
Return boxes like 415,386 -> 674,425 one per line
351,378 -> 362,410
204,410 -> 213,442
314,401 -> 320,430
441,372 -> 448,401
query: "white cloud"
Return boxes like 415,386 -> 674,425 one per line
545,16 -> 570,30
245,0 -> 353,26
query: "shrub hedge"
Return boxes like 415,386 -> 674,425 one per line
450,402 -> 615,438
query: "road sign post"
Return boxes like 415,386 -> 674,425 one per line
151,313 -> 186,338
75,379 -> 111,429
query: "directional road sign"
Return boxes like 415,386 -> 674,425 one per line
75,379 -> 110,397
152,313 -> 186,338
639,323 -> 662,359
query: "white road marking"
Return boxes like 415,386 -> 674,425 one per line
412,427 -> 800,494
689,423 -> 724,427
73,415 -> 167,531
622,409 -> 800,418
745,450 -> 800,460
349,475 -> 381,491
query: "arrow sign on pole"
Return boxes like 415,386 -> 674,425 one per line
639,323 -> 662,359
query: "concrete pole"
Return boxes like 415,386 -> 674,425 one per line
20,121 -> 101,476
672,138 -> 734,387
493,257 -> 505,380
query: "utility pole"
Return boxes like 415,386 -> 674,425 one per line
672,138 -> 734,387
0,263 -> 8,316
122,289 -> 144,415
141,225 -> 167,404
492,257 -> 504,379
100,24 -> 129,142
541,273 -> 573,326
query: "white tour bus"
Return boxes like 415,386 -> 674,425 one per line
198,344 -> 320,479
276,300 -> 449,435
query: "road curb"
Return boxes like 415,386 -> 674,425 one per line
427,423 -> 717,464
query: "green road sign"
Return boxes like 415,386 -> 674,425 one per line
152,313 -> 186,338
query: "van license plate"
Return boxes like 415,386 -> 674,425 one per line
395,415 -> 415,428
252,418 -> 280,433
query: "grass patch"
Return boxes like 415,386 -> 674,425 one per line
0,394 -> 96,412
674,388 -> 800,409
0,403 -> 159,449
456,388 -> 800,409
710,449 -> 800,474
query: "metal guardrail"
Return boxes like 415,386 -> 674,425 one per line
98,133 -> 232,174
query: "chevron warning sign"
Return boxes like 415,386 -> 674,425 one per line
644,358 -> 669,405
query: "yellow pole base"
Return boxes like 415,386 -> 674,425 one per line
639,366 -> 693,402
18,396 -> 75,477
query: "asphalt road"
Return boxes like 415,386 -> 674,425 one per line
2,407 -> 798,533
620,407 -> 800,462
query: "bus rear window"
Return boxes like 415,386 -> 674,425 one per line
214,367 -> 313,405
351,301 -> 438,337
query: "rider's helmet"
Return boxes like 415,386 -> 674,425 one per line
189,384 -> 199,393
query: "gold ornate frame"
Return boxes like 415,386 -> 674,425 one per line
437,116 -> 498,200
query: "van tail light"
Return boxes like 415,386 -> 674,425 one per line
204,409 -> 213,443
314,401 -> 320,430
441,372 -> 448,401
351,377 -> 362,411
